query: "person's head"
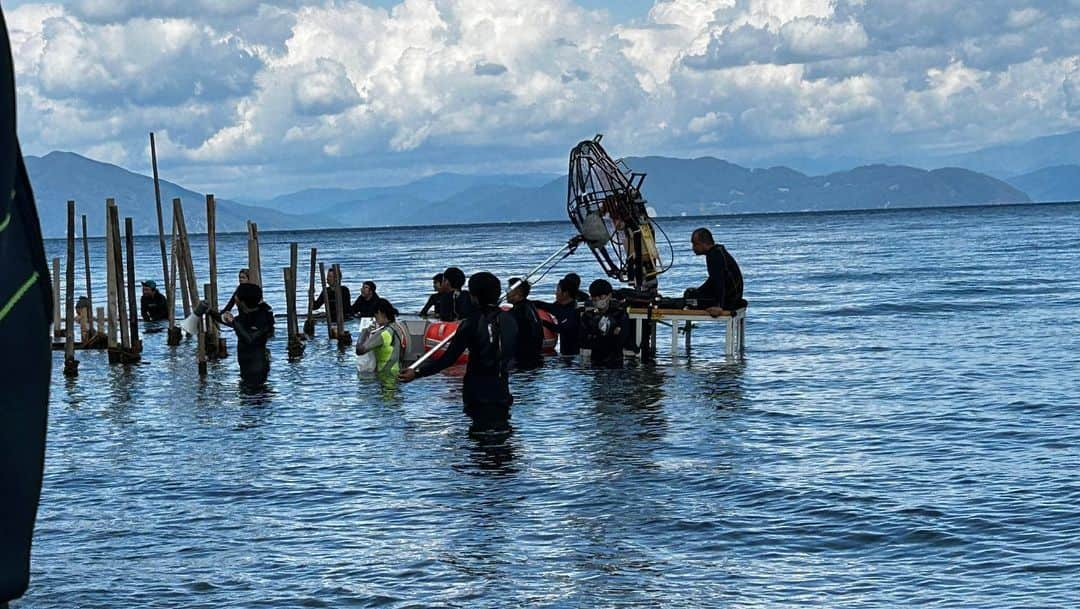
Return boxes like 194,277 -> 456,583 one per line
563,272 -> 582,294
443,267 -> 466,291
506,277 -> 531,304
432,272 -> 444,292
691,227 -> 715,255
238,268 -> 250,283
556,278 -> 573,303
589,278 -> 613,310
373,298 -> 398,324
468,272 -> 501,307
326,266 -> 338,285
236,283 -> 263,312
361,281 -> 376,299
140,279 -> 158,296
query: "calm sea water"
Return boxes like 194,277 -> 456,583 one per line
26,203 -> 1080,608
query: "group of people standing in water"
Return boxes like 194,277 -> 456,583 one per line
130,227 -> 744,432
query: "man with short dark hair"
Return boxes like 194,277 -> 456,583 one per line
535,278 -> 582,356
351,280 -> 379,318
401,272 -> 518,431
214,283 -> 274,386
313,265 -> 352,323
506,277 -> 544,369
685,227 -> 746,316
581,279 -> 628,368
435,266 -> 473,321
419,272 -> 443,317
139,280 -> 169,321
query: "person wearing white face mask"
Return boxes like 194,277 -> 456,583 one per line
581,279 -> 628,368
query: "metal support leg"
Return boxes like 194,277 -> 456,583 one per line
671,321 -> 678,357
725,316 -> 734,356
684,321 -> 691,353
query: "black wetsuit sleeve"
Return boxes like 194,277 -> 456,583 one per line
313,289 -> 325,309
417,317 -> 472,377
419,293 -> 437,316
233,313 -> 272,345
140,296 -> 150,321
349,295 -> 362,316
221,291 -> 237,314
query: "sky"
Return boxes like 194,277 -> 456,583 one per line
6,0 -> 1080,199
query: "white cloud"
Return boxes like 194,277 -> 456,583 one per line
8,0 -> 1080,197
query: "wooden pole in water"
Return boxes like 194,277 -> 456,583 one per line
303,247 -> 317,336
246,221 -> 262,287
285,265 -> 304,360
332,263 -> 351,346
206,194 -> 224,358
64,200 -> 78,376
96,307 -> 105,342
51,257 -> 61,338
105,202 -> 118,353
80,213 -> 95,336
319,261 -> 332,338
197,283 -> 208,377
108,203 -> 131,354
124,217 -> 141,353
173,198 -> 199,311
166,225 -> 181,346
150,132 -> 169,291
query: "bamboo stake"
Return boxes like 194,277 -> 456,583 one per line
173,198 -> 199,308
64,201 -> 78,376
51,257 -> 61,337
333,263 -> 350,346
206,194 -> 223,358
124,217 -> 141,353
80,213 -> 95,334
285,266 -> 304,360
150,132 -> 168,291
105,202 -> 118,352
319,261 -> 333,338
108,203 -> 130,352
166,228 -> 182,346
246,221 -> 262,287
303,247 -> 317,336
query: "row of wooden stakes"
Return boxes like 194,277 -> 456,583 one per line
53,192 -> 358,379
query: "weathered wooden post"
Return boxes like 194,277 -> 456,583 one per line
51,257 -> 62,338
173,198 -> 199,314
246,221 -> 262,287
150,132 -> 169,293
63,201 -> 79,376
287,242 -> 304,359
107,200 -> 138,363
124,217 -> 141,353
104,201 -> 119,356
319,261 -> 333,339
303,247 -> 317,336
166,231 -> 182,346
333,263 -> 351,347
205,194 -> 225,359
80,213 -> 97,339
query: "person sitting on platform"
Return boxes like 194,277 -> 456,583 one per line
684,227 -> 746,317
435,266 -> 473,321
419,272 -> 443,317
214,283 -> 274,386
313,266 -> 353,323
506,277 -> 544,370
220,268 -> 250,315
351,280 -> 379,318
535,278 -> 582,356
139,280 -> 169,321
581,279 -> 628,368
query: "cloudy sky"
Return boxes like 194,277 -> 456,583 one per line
7,0 -> 1080,198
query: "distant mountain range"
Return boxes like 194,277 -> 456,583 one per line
27,149 -> 1080,238
940,130 -> 1080,178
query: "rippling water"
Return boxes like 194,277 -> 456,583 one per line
27,203 -> 1080,607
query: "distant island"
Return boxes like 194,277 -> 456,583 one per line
26,150 -> 1080,238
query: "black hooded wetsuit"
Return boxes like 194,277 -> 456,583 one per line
435,290 -> 474,321
221,303 -> 275,384
314,285 -> 352,323
582,301 -> 629,368
687,244 -> 746,310
535,300 -> 581,356
416,307 -> 518,414
509,299 -> 544,369
140,291 -> 169,321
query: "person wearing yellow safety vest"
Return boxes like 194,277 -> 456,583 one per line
355,298 -> 405,376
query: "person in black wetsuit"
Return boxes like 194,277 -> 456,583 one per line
213,283 -> 274,386
418,273 -> 443,317
219,268 -> 250,315
351,280 -> 379,318
506,277 -> 544,369
400,272 -> 518,430
313,266 -> 352,323
139,280 -> 169,321
435,266 -> 473,321
581,279 -> 629,368
684,227 -> 746,316
1,8 -> 52,603
535,278 -> 582,356
562,272 -> 591,304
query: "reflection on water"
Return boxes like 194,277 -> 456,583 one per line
29,204 -> 1080,607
